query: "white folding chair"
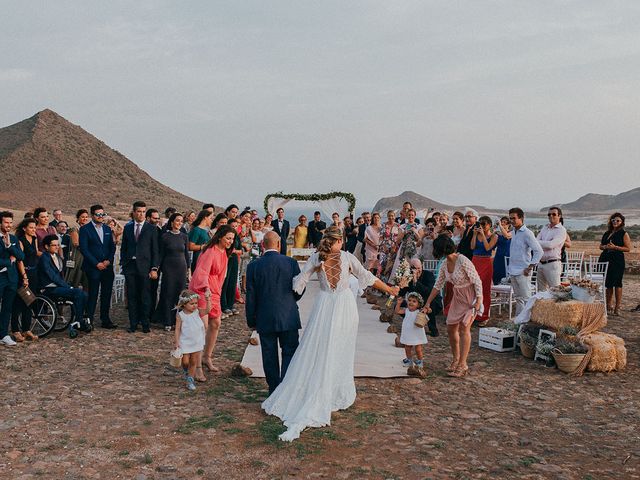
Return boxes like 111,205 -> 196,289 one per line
111,274 -> 126,305
423,259 -> 439,273
490,256 -> 515,318
585,258 -> 608,306
562,261 -> 582,281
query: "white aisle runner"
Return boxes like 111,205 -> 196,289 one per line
240,278 -> 408,378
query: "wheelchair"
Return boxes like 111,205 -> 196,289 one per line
28,292 -> 91,339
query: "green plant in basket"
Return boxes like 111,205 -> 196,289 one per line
519,332 -> 537,347
535,340 -> 555,356
520,322 -> 542,339
559,326 -> 579,336
554,339 -> 587,354
497,321 -> 518,333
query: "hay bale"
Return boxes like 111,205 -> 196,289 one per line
530,299 -> 585,330
581,332 -> 626,373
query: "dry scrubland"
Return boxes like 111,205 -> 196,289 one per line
0,277 -> 638,479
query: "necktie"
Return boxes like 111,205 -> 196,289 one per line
135,223 -> 141,240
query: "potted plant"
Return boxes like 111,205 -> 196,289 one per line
519,332 -> 537,359
558,326 -> 579,343
536,340 -> 557,367
552,339 -> 588,374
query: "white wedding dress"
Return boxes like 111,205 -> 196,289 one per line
261,251 -> 377,441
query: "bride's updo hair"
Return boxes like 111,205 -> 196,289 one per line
317,225 -> 343,261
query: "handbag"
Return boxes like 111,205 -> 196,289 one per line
17,285 -> 36,306
169,348 -> 183,368
414,312 -> 428,328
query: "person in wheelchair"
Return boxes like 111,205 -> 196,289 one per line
37,235 -> 90,336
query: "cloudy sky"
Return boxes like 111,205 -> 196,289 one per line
2,1 -> 639,211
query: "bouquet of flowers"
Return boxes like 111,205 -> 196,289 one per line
386,259 -> 412,307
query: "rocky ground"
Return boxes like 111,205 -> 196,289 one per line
1,278 -> 638,480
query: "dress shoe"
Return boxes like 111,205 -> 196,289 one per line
23,331 -> 39,341
101,322 -> 118,329
142,328 -> 151,333
12,332 -> 25,342
127,328 -> 137,333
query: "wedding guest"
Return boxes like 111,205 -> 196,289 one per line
120,201 -> 159,333
225,204 -> 240,221
49,209 -> 63,228
424,235 -> 483,378
397,202 -> 421,225
307,211 -> 326,248
211,213 -> 228,234
364,212 -> 382,273
449,211 -> 465,245
471,216 -> 497,325
431,212 -> 441,225
189,224 -> 235,373
396,292 -> 428,376
398,257 -> 441,337
508,208 -> 543,315
457,208 -> 478,260
38,235 -> 89,335
146,209 -> 162,319
536,207 -> 567,292
271,208 -> 290,255
438,213 -> 449,232
56,221 -> 70,260
356,212 -> 371,263
221,217 -> 242,318
157,213 -> 190,331
391,209 -> 422,277
599,212 -> 632,316
202,203 -> 215,213
174,289 -> 209,390
343,217 -> 358,253
188,210 -> 214,272
11,218 -> 39,342
420,218 -> 437,261
293,215 -> 308,248
331,212 -> 343,230
162,207 -> 176,228
263,214 -> 274,233
65,209 -> 90,288
239,210 -> 253,293
250,217 -> 265,258
378,211 -> 400,277
1,211 -> 24,346
105,217 -> 123,245
79,205 -> 117,329
34,207 -> 57,253
493,217 -> 512,284
183,210 -> 196,234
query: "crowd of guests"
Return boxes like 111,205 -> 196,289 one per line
0,201 -> 633,384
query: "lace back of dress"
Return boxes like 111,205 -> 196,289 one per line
324,253 -> 342,289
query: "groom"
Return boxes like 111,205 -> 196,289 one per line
246,231 -> 304,394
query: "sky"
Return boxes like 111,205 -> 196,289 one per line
2,1 -> 640,211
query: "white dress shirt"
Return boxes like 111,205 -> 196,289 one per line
92,221 -> 104,243
508,225 -> 543,276
536,223 -> 567,262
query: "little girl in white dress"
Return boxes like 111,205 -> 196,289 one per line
174,289 -> 210,391
396,292 -> 428,377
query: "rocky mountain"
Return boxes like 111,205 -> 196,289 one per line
542,187 -> 640,213
373,191 -> 486,214
0,109 -> 211,219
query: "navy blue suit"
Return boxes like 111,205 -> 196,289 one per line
271,219 -> 290,255
246,251 -> 303,393
79,222 -> 116,325
0,234 -> 25,337
120,221 -> 159,331
37,251 -> 87,325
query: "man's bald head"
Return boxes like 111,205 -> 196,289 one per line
263,231 -> 281,250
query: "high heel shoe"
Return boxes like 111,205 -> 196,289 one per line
448,365 -> 469,378
202,356 -> 220,373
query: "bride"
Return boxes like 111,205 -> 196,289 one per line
262,226 -> 399,441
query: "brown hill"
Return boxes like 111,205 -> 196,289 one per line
373,191 -> 487,214
542,187 -> 640,213
0,109 -> 210,219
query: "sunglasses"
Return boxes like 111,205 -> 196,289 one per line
547,213 -> 559,217
611,219 -> 622,223
93,212 -> 107,217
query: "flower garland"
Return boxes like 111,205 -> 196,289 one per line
263,191 -> 357,214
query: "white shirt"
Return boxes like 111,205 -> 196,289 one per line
536,223 -> 567,262
92,221 -> 104,243
134,222 -> 144,239
508,225 -> 543,276
263,248 -> 280,254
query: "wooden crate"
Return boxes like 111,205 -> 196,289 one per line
478,327 -> 516,352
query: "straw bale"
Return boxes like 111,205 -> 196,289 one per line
581,332 -> 626,373
530,299 -> 583,330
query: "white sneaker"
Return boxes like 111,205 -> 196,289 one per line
1,335 -> 17,346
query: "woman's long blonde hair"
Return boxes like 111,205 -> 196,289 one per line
317,225 -> 343,261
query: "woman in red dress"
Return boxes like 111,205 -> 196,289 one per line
189,225 -> 236,377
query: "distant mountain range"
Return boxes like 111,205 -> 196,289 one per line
542,187 -> 640,213
373,191 -> 487,215
0,109 -> 213,219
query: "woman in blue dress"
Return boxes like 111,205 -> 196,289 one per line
493,216 -> 512,285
